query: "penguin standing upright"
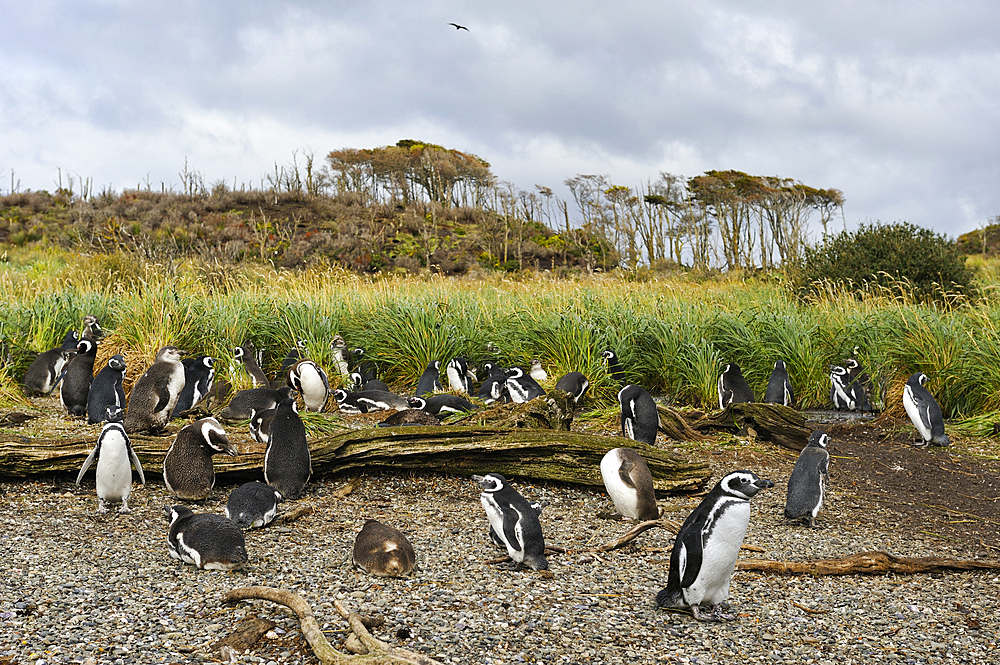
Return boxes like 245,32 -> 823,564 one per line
554,371 -> 590,403
600,447 -> 659,521
287,359 -> 330,412
330,334 -> 351,379
23,330 -> 78,396
352,519 -> 417,577
478,362 -> 509,404
785,431 -> 831,527
248,407 -> 276,445
618,384 -> 659,446
445,357 -> 476,395
717,363 -> 755,409
829,365 -> 856,411
76,406 -> 145,514
82,314 -> 105,341
124,346 -> 186,434
601,349 -> 627,385
529,359 -> 548,384
276,340 -> 307,386
165,505 -> 248,571
172,355 -> 215,417
415,360 -> 443,398
233,344 -> 269,387
844,355 -> 874,414
472,473 -> 548,571
60,338 -> 98,417
162,417 -> 237,500
505,367 -> 546,403
763,360 -> 794,406
903,372 -> 951,447
87,354 -> 127,424
655,470 -> 774,621
264,397 -> 311,500
225,481 -> 283,530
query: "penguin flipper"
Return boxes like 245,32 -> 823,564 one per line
617,458 -> 638,490
501,505 -> 524,554
76,443 -> 100,485
678,515 -> 708,589
149,373 -> 175,415
128,441 -> 146,485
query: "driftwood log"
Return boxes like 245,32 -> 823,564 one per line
736,551 -> 1000,575
691,403 -> 813,451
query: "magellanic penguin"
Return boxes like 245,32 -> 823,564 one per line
505,366 -> 546,403
350,348 -> 378,386
784,431 -> 831,527
23,330 -> 79,396
529,359 -> 548,384
218,385 -> 293,422
248,407 -> 276,445
353,519 -> 417,577
600,447 -> 659,521
415,360 -> 443,398
618,384 -> 659,446
554,371 -> 590,403
60,338 -> 98,417
333,388 -> 415,414
488,500 -> 545,549
172,355 -> 215,417
473,473 -> 548,571
82,314 -> 105,341
903,372 -> 951,447
287,359 -> 330,412
165,505 -> 248,571
264,397 -> 311,500
478,362 -> 509,404
417,393 -> 478,416
76,406 -> 145,514
87,354 -> 127,424
763,360 -> 794,407
225,481 -> 282,530
445,357 -> 476,395
162,417 -> 237,500
717,363 -> 755,409
277,340 -> 308,386
233,344 -> 270,388
655,470 -> 773,621
828,365 -> 855,411
124,346 -> 186,434
330,334 -> 351,378
601,349 -> 627,385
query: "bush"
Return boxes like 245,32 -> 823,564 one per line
797,222 -> 975,301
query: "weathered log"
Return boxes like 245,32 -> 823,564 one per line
692,403 -> 812,451
655,405 -> 712,442
0,425 -> 709,490
210,615 -> 276,656
736,550 -> 1000,575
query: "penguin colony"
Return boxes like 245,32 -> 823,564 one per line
19,317 -> 957,618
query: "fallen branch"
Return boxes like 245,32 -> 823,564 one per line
736,550 -> 1000,575
223,586 -> 443,665
277,504 -> 314,524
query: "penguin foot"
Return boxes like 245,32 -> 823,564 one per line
119,501 -> 131,514
690,604 -> 734,622
96,499 -> 109,514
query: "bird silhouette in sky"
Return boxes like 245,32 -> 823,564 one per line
448,22 -> 469,31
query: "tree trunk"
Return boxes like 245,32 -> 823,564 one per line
736,551 -> 1000,575
691,403 -> 812,451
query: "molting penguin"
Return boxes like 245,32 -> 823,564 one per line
333,388 -> 415,414
218,385 -> 293,422
717,363 -> 755,409
529,359 -> 548,384
600,447 -> 659,521
415,360 -> 443,398
225,481 -> 282,530
87,354 -> 127,424
233,344 -> 269,387
763,360 -> 794,406
353,519 -> 417,577
162,417 -> 237,500
505,367 -> 546,403
618,384 -> 659,446
165,505 -> 248,571
655,470 -> 773,621
554,371 -> 590,403
828,365 -> 855,411
22,330 -> 78,395
264,397 -> 311,500
445,357 -> 476,395
60,338 -> 98,417
784,431 -> 831,527
287,359 -> 330,412
76,406 -> 145,514
82,314 -> 105,341
124,346 -> 186,434
601,349 -> 627,385
903,372 -> 951,447
172,355 -> 215,417
478,362 -> 509,404
330,334 -> 351,378
473,473 -> 548,571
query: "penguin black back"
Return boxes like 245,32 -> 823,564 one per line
415,360 -> 443,398
264,397 -> 311,500
474,473 -> 548,571
163,417 -> 237,500
784,431 -> 830,527
554,371 -> 590,403
60,338 -> 98,417
225,481 -> 283,529
717,362 -> 754,408
763,360 -> 794,407
618,384 -> 658,446
165,505 -> 248,570
601,349 -> 627,385
87,354 -> 127,424
172,355 -> 215,417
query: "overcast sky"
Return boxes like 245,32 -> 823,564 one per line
2,1 -> 998,238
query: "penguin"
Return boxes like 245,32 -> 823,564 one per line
415,360 -> 443,398
233,344 -> 269,388
717,363 -> 754,409
264,397 -> 311,500
529,359 -> 548,384
445,357 -> 476,395
248,407 -> 276,445
618,384 -> 659,446
473,473 -> 548,571
903,372 -> 951,447
82,314 -> 105,341
601,349 -> 627,385
488,500 -> 545,549
172,355 -> 215,417
60,338 -> 98,417
763,360 -> 794,407
478,362 -> 509,404
844,355 -> 874,414
225,481 -> 283,530
22,330 -> 78,395
218,385 -> 293,422
357,378 -> 390,393
784,431 -> 831,528
350,348 -> 378,385
277,340 -> 308,385
554,371 -> 590,403
124,346 -> 186,434
655,470 -> 774,621
829,365 -> 856,411
418,393 -> 478,416
164,505 -> 248,571
162,417 -> 237,500
76,406 -> 145,514
352,519 -> 417,577
335,388 -> 419,413
87,354 -> 127,425
505,367 -> 546,403
600,447 -> 659,521
330,334 -> 351,378
287,358 -> 330,412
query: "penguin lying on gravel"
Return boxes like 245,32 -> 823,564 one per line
165,505 -> 248,571
353,519 -> 416,577
225,481 -> 282,530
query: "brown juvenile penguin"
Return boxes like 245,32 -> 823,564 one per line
124,345 -> 186,433
163,417 -> 237,500
352,519 -> 416,577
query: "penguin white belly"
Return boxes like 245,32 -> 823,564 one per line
446,366 -> 462,392
164,368 -> 186,414
683,500 -> 750,608
299,372 -> 328,410
174,533 -> 202,567
480,495 -> 523,562
95,441 -> 132,502
903,387 -> 932,440
600,453 -> 639,519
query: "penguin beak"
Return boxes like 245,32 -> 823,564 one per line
471,474 -> 488,488
755,478 -> 775,490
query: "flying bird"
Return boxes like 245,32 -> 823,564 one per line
448,22 -> 469,31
